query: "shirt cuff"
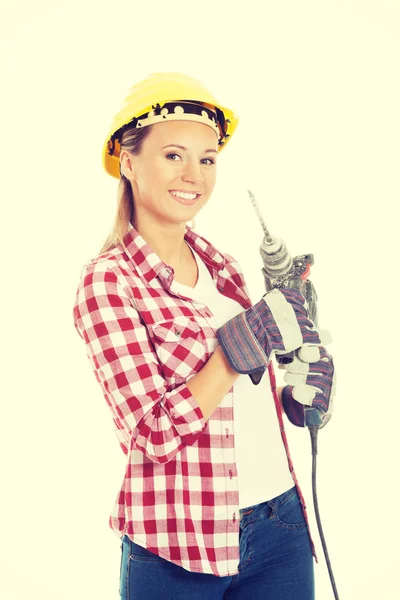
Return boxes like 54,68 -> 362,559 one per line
163,382 -> 207,444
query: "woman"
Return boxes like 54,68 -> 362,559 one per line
72,72 -> 335,599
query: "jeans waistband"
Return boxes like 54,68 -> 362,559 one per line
239,486 -> 296,521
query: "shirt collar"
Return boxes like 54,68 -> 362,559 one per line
122,222 -> 227,285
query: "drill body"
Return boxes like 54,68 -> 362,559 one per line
260,235 -> 318,326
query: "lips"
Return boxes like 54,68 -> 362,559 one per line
169,191 -> 201,205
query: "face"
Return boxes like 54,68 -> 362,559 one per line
120,120 -> 219,227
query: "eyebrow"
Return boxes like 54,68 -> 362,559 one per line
162,144 -> 217,154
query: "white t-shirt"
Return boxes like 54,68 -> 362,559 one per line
171,242 -> 294,508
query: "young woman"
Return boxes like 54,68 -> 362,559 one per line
73,72 -> 335,599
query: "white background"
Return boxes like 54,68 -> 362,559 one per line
1,1 -> 399,598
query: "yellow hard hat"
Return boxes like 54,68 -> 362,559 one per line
102,72 -> 239,179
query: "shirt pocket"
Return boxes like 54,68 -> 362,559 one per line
149,316 -> 207,382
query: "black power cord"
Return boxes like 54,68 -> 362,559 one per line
309,426 -> 340,599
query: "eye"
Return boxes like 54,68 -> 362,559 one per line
165,153 -> 215,165
166,153 -> 181,161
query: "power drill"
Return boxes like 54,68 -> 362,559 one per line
247,189 -> 328,429
248,190 -> 340,599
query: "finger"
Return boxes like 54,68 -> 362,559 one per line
284,372 -> 307,386
284,356 -> 310,374
298,344 -> 321,363
330,368 -> 338,400
319,329 -> 332,346
291,384 -> 322,405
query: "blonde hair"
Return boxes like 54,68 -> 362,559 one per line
99,124 -> 155,255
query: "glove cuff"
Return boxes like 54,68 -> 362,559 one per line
216,310 -> 269,374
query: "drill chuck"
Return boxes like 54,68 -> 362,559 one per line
259,235 -> 293,278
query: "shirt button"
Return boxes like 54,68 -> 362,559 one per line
218,285 -> 223,291
229,469 -> 232,479
225,428 -> 229,438
233,513 -> 236,523
174,329 -> 181,337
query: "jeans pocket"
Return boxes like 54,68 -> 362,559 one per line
129,540 -> 165,562
270,487 -> 306,529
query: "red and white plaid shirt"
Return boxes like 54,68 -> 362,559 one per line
72,222 -> 318,577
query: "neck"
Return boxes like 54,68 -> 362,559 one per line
133,217 -> 190,269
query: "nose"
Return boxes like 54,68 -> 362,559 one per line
182,159 -> 204,185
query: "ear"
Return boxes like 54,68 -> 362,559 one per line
119,150 -> 136,180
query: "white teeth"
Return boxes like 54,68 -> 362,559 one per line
171,191 -> 198,200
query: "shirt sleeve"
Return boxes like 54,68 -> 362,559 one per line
72,261 -> 207,463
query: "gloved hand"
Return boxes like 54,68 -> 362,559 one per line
216,287 -> 322,376
280,345 -> 337,428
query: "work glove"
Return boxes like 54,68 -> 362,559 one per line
216,287 -> 322,377
280,345 -> 337,428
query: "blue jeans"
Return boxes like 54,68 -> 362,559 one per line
119,485 -> 315,599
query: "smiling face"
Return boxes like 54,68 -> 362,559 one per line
119,119 -> 219,228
